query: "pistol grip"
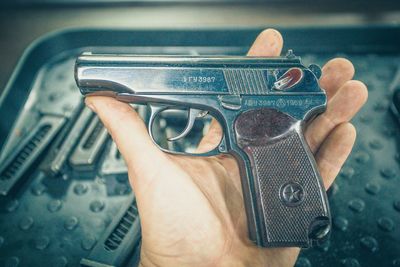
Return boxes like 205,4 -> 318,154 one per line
235,108 -> 330,248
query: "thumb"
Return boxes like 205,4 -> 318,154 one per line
85,96 -> 169,188
197,28 -> 283,153
247,28 -> 283,57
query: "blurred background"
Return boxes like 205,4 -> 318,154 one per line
0,2 -> 400,267
0,0 -> 400,92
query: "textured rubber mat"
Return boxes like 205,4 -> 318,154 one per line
0,28 -> 399,267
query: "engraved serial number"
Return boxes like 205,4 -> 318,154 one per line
183,76 -> 216,83
245,98 -> 313,108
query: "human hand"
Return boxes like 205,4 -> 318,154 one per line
85,29 -> 368,267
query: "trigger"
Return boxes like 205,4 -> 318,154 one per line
168,108 -> 203,141
148,104 -> 169,141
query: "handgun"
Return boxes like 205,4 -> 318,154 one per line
74,50 -> 331,248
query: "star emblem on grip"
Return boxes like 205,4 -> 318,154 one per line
280,182 -> 305,207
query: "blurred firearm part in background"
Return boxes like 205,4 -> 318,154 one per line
0,1 -> 399,267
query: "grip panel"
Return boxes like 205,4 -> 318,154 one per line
235,108 -> 330,247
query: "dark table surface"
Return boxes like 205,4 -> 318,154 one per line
0,4 -> 400,267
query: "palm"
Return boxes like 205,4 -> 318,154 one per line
137,148 -> 304,267
85,29 -> 368,267
137,155 -> 244,266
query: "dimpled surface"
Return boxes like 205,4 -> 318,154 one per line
245,131 -> 328,246
0,28 -> 399,267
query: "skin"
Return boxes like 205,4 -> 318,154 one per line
85,29 -> 368,267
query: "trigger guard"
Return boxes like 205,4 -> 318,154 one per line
155,135 -> 226,157
148,105 -> 227,157
148,104 -> 169,142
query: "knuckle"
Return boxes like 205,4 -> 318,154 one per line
320,112 -> 337,129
